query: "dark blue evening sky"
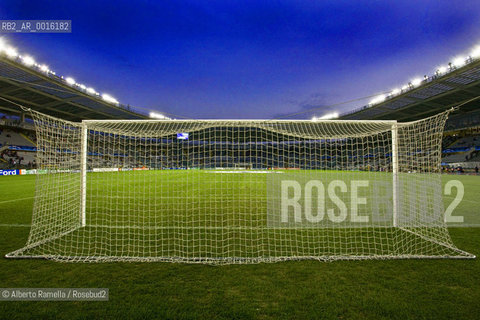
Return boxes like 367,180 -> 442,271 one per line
1,0 -> 480,119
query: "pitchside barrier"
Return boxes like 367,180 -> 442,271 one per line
5,108 -> 475,263
0,169 -> 40,175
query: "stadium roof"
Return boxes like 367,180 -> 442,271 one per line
340,56 -> 480,122
1,38 -> 479,124
0,40 -> 151,122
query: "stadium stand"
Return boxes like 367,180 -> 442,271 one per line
0,115 -> 37,169
441,130 -> 480,173
468,150 -> 480,161
445,110 -> 480,131
1,39 -> 479,174
447,136 -> 480,148
2,111 -> 480,171
0,128 -> 34,147
441,134 -> 480,163
442,152 -> 473,163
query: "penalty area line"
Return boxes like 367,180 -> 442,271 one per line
0,224 -> 31,227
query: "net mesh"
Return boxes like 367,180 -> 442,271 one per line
6,110 -> 474,263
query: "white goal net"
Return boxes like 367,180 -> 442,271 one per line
6,109 -> 474,263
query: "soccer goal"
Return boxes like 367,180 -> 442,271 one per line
6,108 -> 474,263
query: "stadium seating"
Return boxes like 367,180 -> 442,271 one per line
0,124 -> 37,169
0,128 -> 35,147
1,117 -> 480,169
448,136 -> 480,148
441,133 -> 480,164
445,111 -> 480,131
442,152 -> 472,163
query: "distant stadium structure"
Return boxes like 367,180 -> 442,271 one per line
340,44 -> 480,126
0,38 -> 170,121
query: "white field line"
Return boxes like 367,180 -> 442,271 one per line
0,196 -> 34,204
206,171 -> 284,174
443,196 -> 480,204
0,197 -> 34,227
0,194 -> 476,228
0,181 -> 35,187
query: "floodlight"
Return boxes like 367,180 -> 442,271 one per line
370,94 -> 386,105
437,66 -> 447,74
102,93 -> 119,104
318,112 -> 339,120
65,77 -> 75,85
391,88 -> 400,95
5,47 -> 17,58
452,56 -> 465,68
150,112 -> 166,119
39,64 -> 49,72
22,56 -> 35,66
86,87 -> 96,94
471,46 -> 480,59
411,78 -> 422,86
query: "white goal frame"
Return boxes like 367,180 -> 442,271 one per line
76,119 -> 402,229
80,120 -> 398,227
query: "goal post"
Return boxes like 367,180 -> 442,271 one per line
391,123 -> 398,228
80,123 -> 88,228
6,109 -> 475,263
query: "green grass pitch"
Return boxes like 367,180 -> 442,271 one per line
0,173 -> 479,319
